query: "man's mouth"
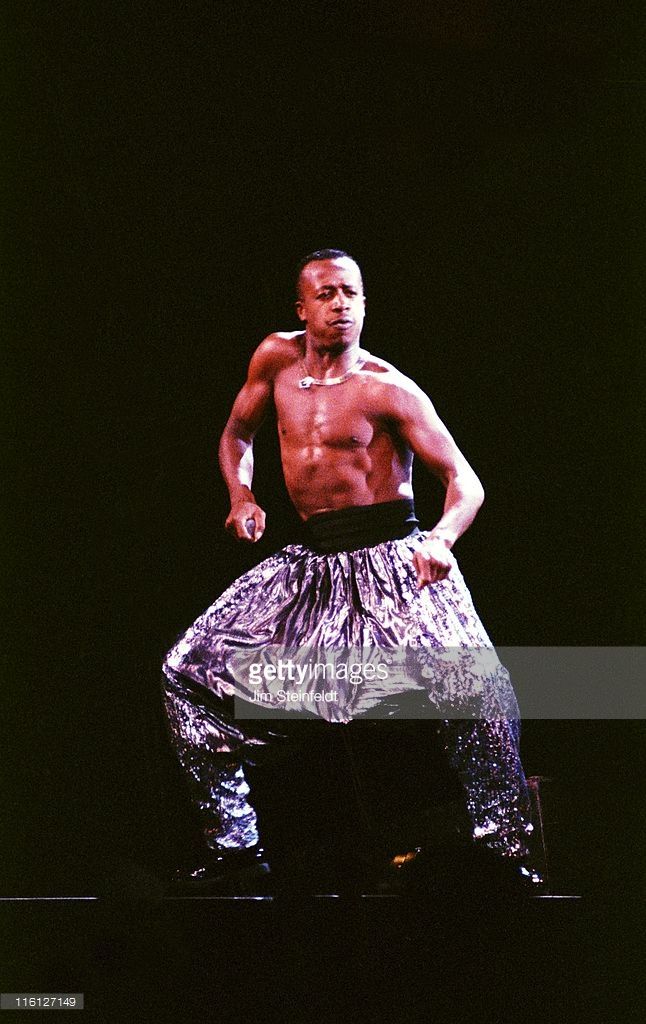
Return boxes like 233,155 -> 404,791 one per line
330,318 -> 353,326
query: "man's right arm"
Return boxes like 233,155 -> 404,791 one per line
219,338 -> 279,542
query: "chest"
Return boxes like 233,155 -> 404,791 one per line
274,376 -> 377,448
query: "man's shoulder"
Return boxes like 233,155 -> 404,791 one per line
360,350 -> 401,378
250,332 -> 303,379
262,330 -> 304,348
359,351 -> 424,400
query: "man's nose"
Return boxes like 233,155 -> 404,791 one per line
332,291 -> 349,309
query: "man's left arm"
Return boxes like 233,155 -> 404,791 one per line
385,377 -> 485,587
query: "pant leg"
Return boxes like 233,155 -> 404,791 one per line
161,673 -> 261,851
440,717 -> 533,859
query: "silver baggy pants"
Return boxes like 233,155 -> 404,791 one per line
162,534 -> 533,859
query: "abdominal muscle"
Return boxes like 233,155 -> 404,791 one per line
280,439 -> 413,520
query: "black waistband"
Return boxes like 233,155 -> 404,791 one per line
299,499 -> 420,554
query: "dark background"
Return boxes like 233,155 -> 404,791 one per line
4,2 -> 644,898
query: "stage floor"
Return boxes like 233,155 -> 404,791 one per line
0,893 -> 640,1023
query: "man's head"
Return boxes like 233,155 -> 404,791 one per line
295,249 -> 363,299
295,249 -> 366,346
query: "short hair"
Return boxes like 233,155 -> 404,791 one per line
295,248 -> 362,298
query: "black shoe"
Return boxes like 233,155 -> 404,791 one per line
170,845 -> 271,896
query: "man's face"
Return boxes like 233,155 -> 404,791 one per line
296,258 -> 366,345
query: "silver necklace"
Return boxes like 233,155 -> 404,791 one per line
298,354 -> 364,389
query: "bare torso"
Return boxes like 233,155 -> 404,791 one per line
221,315 -> 484,584
271,333 -> 413,519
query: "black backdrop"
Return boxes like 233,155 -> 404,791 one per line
5,2 -> 644,897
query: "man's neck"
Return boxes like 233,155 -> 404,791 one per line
303,335 -> 362,378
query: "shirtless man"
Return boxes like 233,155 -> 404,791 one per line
162,249 -> 538,892
220,249 -> 483,588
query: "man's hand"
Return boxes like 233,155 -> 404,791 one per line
411,535 -> 455,589
225,501 -> 266,543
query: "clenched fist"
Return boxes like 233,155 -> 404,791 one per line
411,535 -> 455,589
225,501 -> 266,543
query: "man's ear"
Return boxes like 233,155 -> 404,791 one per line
295,300 -> 306,322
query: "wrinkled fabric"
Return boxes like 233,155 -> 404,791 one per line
162,531 -> 532,858
162,675 -> 261,850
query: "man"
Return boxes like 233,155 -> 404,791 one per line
162,249 -> 539,892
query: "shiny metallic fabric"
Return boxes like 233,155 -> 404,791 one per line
162,677 -> 260,850
162,531 -> 532,859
